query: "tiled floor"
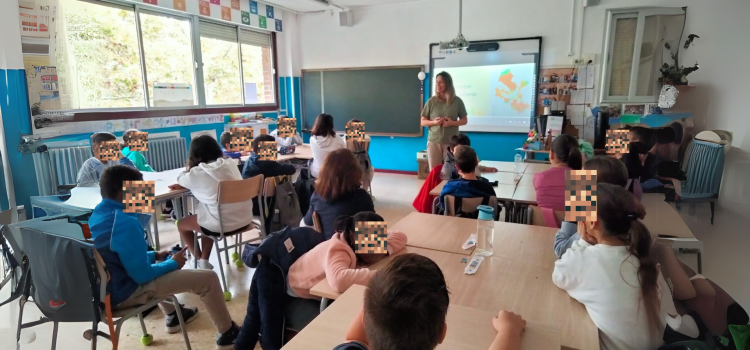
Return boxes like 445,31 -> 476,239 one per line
0,172 -> 746,350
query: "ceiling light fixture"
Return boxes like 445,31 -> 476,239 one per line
440,0 -> 469,51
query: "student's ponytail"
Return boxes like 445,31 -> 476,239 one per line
597,184 -> 661,336
333,211 -> 385,255
552,134 -> 583,170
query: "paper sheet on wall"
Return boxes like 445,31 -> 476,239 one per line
571,89 -> 595,105
567,105 -> 585,125
579,66 -> 596,89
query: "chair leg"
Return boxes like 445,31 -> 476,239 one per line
193,233 -> 198,269
138,313 -> 148,336
51,321 -> 58,350
171,298 -> 192,350
16,296 -> 27,343
223,239 -> 229,265
710,202 -> 715,225
90,322 -> 98,350
215,240 -> 229,293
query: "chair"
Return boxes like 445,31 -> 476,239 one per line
442,195 -> 498,218
312,211 -> 323,234
196,174 -> 264,301
676,139 -> 725,224
16,226 -> 192,350
527,205 -> 565,228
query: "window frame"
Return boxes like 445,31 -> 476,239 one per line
39,0 -> 279,122
600,7 -> 685,104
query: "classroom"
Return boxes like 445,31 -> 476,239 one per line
1,0 -> 749,349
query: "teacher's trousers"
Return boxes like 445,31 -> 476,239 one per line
426,141 -> 449,172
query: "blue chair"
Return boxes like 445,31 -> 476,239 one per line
678,139 -> 725,224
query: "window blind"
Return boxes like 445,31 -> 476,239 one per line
240,29 -> 271,48
609,17 -> 637,96
199,21 -> 238,42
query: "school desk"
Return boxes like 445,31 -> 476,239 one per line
283,284 -> 562,350
517,173 -> 535,186
523,163 -> 553,174
479,160 -> 529,173
241,144 -> 314,163
428,181 -> 518,198
309,246 -> 599,350
390,212 -> 477,255
641,193 -> 704,272
511,186 -> 538,205
483,171 -> 521,185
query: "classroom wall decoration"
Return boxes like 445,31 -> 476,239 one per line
132,0 -> 282,32
33,114 -> 226,139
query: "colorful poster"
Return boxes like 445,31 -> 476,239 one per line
221,6 -> 231,21
258,15 -> 266,29
241,11 -> 250,25
209,0 -> 220,4
199,0 -> 210,15
266,5 -> 274,19
250,1 -> 258,14
275,19 -> 282,31
173,0 -> 186,11
231,0 -> 240,10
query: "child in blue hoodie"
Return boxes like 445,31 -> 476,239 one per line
89,165 -> 240,347
439,146 -> 496,209
121,128 -> 154,172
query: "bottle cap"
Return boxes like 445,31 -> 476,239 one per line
477,205 -> 494,221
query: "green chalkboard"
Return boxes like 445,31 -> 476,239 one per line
302,66 -> 424,136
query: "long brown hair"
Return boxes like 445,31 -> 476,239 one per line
552,134 -> 583,170
597,183 -> 661,336
311,113 -> 336,137
315,148 -> 363,201
435,71 -> 456,105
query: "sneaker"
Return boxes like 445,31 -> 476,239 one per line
165,305 -> 199,334
198,259 -> 214,270
215,322 -> 240,348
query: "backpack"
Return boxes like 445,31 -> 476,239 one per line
293,168 -> 315,215
350,140 -> 372,175
267,177 -> 303,233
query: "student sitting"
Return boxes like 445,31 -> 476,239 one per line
121,128 -> 154,172
288,212 -> 406,299
309,113 -> 346,178
77,132 -> 136,186
170,135 -> 253,270
553,184 -> 698,350
441,133 -> 497,181
554,156 -> 629,258
343,119 -> 375,193
219,131 -> 250,160
89,166 -> 240,347
302,149 -> 374,239
439,146 -> 496,209
533,134 -> 583,211
622,141 -> 658,195
270,125 -> 303,147
334,253 -> 527,350
242,134 -> 296,217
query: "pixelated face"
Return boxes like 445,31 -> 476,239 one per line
128,131 -> 149,152
354,221 -> 388,254
346,122 -> 366,141
257,141 -> 277,161
278,117 -> 296,138
229,127 -> 253,153
606,130 -> 630,155
97,141 -> 121,162
565,170 -> 598,222
122,181 -> 155,213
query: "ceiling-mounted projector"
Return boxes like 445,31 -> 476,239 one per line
439,0 -> 469,50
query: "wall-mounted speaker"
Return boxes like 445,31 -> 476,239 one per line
467,42 -> 499,52
339,11 -> 353,27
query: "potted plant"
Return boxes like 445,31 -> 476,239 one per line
660,34 -> 700,85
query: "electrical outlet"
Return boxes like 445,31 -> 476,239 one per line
582,54 -> 597,64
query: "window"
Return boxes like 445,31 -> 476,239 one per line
601,8 -> 685,103
22,0 -> 276,120
140,11 -> 197,107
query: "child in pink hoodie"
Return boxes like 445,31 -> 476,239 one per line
288,212 -> 408,299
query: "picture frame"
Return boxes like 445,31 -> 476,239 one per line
622,104 -> 646,116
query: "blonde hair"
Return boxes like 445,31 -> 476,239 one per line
435,71 -> 456,105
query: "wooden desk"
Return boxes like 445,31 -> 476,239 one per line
285,284 -> 561,350
491,222 -> 558,269
480,160 -> 528,173
517,173 -> 535,187
511,186 -> 537,205
641,193 -> 704,272
240,144 -> 314,162
429,181 -> 518,198
430,180 -> 447,196
391,212 -> 476,255
523,163 -> 552,174
483,171 -> 520,185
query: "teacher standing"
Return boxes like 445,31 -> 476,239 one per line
420,71 -> 468,171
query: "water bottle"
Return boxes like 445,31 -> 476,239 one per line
514,152 -> 523,176
475,205 -> 494,257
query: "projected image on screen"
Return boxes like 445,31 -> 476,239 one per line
430,38 -> 541,133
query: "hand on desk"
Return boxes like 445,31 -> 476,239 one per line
168,184 -> 186,191
154,250 -> 171,262
170,247 -> 188,269
485,167 -> 499,173
490,311 -> 526,350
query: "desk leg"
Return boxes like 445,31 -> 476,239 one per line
697,251 -> 702,274
320,297 -> 329,313
153,205 -> 161,251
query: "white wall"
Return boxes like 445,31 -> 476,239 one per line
0,1 -> 24,70
294,0 -> 750,215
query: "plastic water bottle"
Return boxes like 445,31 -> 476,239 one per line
475,205 -> 494,257
514,152 -> 523,176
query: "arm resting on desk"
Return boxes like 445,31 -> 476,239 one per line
554,222 -> 580,259
345,308 -> 370,346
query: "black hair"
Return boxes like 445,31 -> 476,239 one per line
450,133 -> 471,150
219,131 -> 232,148
99,165 -> 144,201
311,113 -> 336,138
91,132 -> 116,148
655,127 -> 676,144
253,134 -> 276,154
334,211 -> 385,264
453,146 -> 478,174
551,134 -> 582,170
622,141 -> 652,179
364,253 -> 450,350
187,135 -> 223,170
596,183 -> 660,337
122,129 -> 139,143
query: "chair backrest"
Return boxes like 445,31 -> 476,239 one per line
312,211 -> 322,233
680,139 -> 725,198
218,174 -> 264,204
443,195 -> 498,218
0,209 -> 15,225
528,205 -> 565,228
347,139 -> 370,153
21,226 -> 100,323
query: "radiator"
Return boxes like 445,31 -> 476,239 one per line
32,146 -> 93,196
142,137 -> 188,172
